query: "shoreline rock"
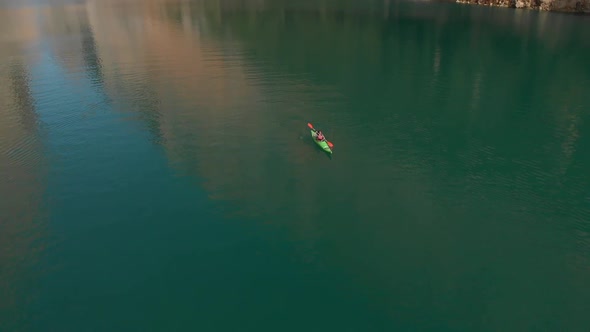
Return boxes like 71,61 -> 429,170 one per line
455,0 -> 590,13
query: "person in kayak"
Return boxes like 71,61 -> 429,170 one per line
316,130 -> 325,141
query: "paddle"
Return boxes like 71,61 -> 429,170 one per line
307,122 -> 334,148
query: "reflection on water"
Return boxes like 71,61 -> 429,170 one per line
0,9 -> 45,330
1,0 -> 590,330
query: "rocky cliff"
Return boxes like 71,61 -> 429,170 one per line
457,0 -> 590,13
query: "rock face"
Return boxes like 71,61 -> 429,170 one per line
457,0 -> 590,13
456,0 -> 515,7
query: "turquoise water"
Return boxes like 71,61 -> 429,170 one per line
1,0 -> 590,330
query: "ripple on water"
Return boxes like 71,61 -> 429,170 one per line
3,134 -> 43,166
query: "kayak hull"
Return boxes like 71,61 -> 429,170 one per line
311,130 -> 332,154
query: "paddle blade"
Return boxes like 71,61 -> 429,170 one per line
327,141 -> 334,148
307,123 -> 314,129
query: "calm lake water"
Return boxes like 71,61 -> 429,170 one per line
1,0 -> 590,330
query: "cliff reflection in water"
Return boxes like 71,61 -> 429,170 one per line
0,6 -> 46,330
85,0 -> 590,329
86,0 -> 332,262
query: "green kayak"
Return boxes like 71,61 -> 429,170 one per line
311,130 -> 333,154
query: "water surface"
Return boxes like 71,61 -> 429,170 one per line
1,0 -> 590,330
